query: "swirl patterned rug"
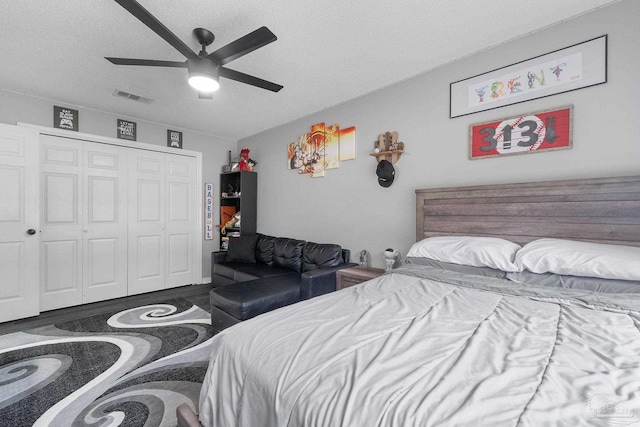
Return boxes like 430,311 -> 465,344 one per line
0,299 -> 214,426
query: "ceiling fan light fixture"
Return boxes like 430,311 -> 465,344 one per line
187,58 -> 220,93
106,2 -> 282,96
188,75 -> 219,92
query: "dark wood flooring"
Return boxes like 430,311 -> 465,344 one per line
0,283 -> 214,336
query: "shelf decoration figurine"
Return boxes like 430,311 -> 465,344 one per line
239,148 -> 250,171
384,248 -> 400,271
359,249 -> 369,267
370,131 -> 405,164
221,211 -> 241,235
222,150 -> 232,173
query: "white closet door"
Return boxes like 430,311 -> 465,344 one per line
0,124 -> 39,322
165,154 -> 197,288
82,142 -> 128,303
39,135 -> 83,311
128,149 -> 166,295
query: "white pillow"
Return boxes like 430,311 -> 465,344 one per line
515,238 -> 640,281
407,236 -> 521,272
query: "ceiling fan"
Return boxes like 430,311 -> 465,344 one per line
105,0 -> 283,98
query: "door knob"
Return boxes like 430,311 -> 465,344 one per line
27,229 -> 37,235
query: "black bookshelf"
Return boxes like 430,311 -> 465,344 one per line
219,171 -> 257,250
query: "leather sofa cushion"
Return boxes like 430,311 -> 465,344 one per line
256,234 -> 275,265
225,234 -> 258,263
233,265 -> 299,283
302,242 -> 343,272
273,238 -> 305,272
213,262 -> 298,282
210,275 -> 302,320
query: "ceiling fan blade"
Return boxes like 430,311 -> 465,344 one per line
198,92 -> 213,99
208,26 -> 277,66
113,0 -> 198,60
219,67 -> 283,92
105,57 -> 188,68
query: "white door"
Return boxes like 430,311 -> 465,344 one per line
39,135 -> 83,311
128,149 -> 166,295
0,124 -> 40,322
166,154 -> 197,288
83,142 -> 128,303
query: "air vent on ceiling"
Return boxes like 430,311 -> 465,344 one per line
112,89 -> 153,104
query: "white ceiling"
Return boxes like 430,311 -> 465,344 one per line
0,0 -> 620,141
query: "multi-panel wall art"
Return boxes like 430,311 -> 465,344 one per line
287,123 -> 356,178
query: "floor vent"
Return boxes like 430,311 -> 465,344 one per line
113,89 -> 153,104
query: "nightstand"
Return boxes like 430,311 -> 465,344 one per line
336,266 -> 385,290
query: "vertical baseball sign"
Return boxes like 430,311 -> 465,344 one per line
470,106 -> 572,159
204,183 -> 214,240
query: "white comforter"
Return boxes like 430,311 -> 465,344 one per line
199,265 -> 640,426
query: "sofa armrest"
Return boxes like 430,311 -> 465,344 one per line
211,251 -> 228,284
300,262 -> 358,300
212,251 -> 228,264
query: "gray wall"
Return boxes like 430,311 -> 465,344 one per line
239,0 -> 640,268
0,89 -> 235,280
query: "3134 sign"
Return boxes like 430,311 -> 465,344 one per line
469,106 -> 572,159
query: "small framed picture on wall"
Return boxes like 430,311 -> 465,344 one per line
53,106 -> 79,131
117,119 -> 137,141
167,129 -> 182,149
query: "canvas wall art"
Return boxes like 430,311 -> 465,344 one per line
288,122 -> 356,178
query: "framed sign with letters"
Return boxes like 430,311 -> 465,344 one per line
167,129 -> 183,149
469,106 -> 572,159
204,183 -> 214,240
451,36 -> 606,118
53,106 -> 79,131
117,119 -> 136,141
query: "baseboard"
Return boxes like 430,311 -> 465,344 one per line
201,276 -> 211,285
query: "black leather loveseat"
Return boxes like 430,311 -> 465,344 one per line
210,233 -> 356,324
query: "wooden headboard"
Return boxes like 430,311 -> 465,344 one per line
415,175 -> 640,247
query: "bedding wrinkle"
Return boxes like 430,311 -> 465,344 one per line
554,306 -> 640,372
515,304 -> 561,426
284,281 -> 502,426
389,296 -> 558,426
517,303 -> 640,424
284,282 -> 464,426
629,313 -> 640,340
378,296 -> 504,427
233,323 -> 329,424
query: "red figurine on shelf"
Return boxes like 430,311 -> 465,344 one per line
239,148 -> 250,171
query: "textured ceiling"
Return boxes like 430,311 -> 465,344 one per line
0,0 -> 620,141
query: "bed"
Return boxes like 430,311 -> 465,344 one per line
187,175 -> 640,426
